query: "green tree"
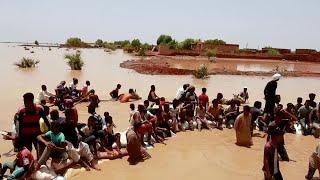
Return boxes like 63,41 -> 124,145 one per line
131,39 -> 141,49
95,39 -> 104,47
169,40 -> 179,49
180,39 -> 195,50
157,35 -> 173,45
205,39 -> 226,45
65,37 -> 85,47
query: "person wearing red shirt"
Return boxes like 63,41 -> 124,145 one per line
198,88 -> 209,109
0,138 -> 34,180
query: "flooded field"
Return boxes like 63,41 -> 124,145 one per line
0,43 -> 320,179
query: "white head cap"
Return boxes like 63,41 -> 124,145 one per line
244,86 -> 248,89
272,73 -> 281,81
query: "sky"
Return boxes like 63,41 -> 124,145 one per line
0,0 -> 319,50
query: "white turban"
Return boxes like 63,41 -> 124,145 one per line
272,73 -> 282,81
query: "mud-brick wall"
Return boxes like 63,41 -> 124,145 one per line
295,49 -> 318,54
202,44 -> 239,54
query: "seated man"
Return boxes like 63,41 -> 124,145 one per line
0,138 -> 34,180
35,85 -> 55,104
251,101 -> 264,132
37,121 -> 68,166
207,99 -> 224,130
309,104 -> 320,138
126,125 -> 151,165
119,89 -> 141,103
195,104 -> 211,131
234,106 -> 252,147
80,80 -> 91,100
239,87 -> 249,103
298,100 -> 313,135
109,84 -> 123,100
148,85 -> 159,103
306,140 -> 320,179
89,90 -> 100,108
224,100 -> 239,128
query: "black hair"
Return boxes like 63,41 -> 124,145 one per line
23,93 -> 34,101
41,85 -> 47,91
129,89 -> 134,93
202,88 -> 207,93
253,101 -> 262,109
130,103 -> 135,110
117,84 -> 121,88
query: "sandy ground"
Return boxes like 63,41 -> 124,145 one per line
61,101 -> 318,180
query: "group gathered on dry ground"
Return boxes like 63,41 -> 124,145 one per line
1,73 -> 320,180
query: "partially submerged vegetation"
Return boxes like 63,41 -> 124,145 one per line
65,37 -> 88,48
193,64 -> 209,79
65,52 -> 84,70
14,57 -> 40,68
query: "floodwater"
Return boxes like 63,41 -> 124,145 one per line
1,43 -> 320,179
169,57 -> 320,73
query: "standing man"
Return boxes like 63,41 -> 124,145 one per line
199,88 -> 209,109
264,73 -> 281,119
14,93 -> 50,157
263,122 -> 284,180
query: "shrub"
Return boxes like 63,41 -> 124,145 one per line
138,46 -> 147,56
123,44 -> 135,53
65,37 -> 87,48
14,57 -> 40,68
267,49 -> 280,56
35,40 -> 39,46
65,52 -> 84,70
95,39 -> 104,47
157,35 -> 173,45
103,42 -> 117,51
180,38 -> 195,50
114,40 -> 130,48
193,64 -> 209,79
206,49 -> 217,59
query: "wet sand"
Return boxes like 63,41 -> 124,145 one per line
0,44 -> 320,179
121,56 -> 320,76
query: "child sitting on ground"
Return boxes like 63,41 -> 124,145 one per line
0,138 -> 34,180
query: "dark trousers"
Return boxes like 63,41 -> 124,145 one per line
278,143 -> 289,161
264,98 -> 275,118
305,163 -> 317,179
273,171 -> 283,180
22,134 -> 40,158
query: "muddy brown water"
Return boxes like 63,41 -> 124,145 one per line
0,43 -> 320,179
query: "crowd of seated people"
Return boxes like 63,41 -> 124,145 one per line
1,78 -> 320,179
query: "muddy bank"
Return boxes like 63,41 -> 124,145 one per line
120,56 -> 320,77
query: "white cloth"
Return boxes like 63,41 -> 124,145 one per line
176,87 -> 185,100
31,165 -> 58,180
36,90 -> 54,104
67,142 -> 94,163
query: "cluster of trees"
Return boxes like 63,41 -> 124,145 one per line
156,34 -> 225,51
65,37 -> 89,48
